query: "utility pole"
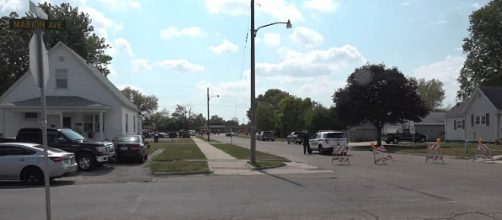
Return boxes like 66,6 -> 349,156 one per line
207,87 -> 210,142
250,0 -> 257,165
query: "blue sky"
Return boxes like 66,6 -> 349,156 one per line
1,0 -> 490,123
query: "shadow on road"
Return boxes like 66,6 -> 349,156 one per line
258,170 -> 305,188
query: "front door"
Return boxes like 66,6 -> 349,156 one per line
63,117 -> 71,128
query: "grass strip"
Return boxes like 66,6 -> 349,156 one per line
213,143 -> 289,169
148,138 -> 209,174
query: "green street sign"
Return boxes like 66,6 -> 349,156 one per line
9,19 -> 66,30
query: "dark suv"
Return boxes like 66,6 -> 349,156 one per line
15,128 -> 115,171
257,131 -> 275,141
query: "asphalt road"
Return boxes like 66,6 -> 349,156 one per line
1,135 -> 501,219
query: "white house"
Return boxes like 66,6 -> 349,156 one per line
445,86 -> 502,142
0,42 -> 140,140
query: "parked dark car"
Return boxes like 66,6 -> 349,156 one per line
15,128 -> 115,171
384,129 -> 427,144
168,132 -> 177,138
287,131 -> 304,144
257,131 -> 275,141
112,135 -> 148,163
179,130 -> 190,138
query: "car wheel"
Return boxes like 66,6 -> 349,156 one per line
77,152 -> 96,171
385,140 -> 391,144
420,137 -> 426,142
21,167 -> 44,185
318,145 -> 324,155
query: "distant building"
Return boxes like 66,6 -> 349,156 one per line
445,86 -> 502,142
0,42 -> 140,140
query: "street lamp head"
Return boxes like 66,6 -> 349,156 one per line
286,19 -> 292,29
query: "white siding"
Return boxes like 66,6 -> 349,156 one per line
445,117 -> 465,141
464,92 -> 498,142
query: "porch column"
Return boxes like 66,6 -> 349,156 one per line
59,111 -> 63,128
99,111 -> 104,140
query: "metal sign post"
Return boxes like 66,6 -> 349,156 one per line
8,1 -> 67,219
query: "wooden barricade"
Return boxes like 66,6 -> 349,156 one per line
371,144 -> 393,165
425,142 -> 444,164
332,146 -> 350,166
473,139 -> 495,164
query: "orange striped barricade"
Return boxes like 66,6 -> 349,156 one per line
371,144 -> 393,165
332,146 -> 350,165
425,142 -> 444,164
473,143 -> 495,164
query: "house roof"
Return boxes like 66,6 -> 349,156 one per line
0,42 -> 138,112
446,102 -> 468,117
417,112 -> 445,124
479,86 -> 502,110
11,96 -> 109,108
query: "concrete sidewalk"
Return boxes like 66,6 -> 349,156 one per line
192,137 -> 333,175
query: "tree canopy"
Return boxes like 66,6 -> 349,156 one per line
121,87 -> 158,120
333,64 -> 429,146
410,77 -> 445,111
0,2 -> 112,96
458,0 -> 502,100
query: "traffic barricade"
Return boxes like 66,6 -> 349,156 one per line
372,144 -> 393,165
332,146 -> 350,166
425,142 -> 444,164
473,139 -> 495,164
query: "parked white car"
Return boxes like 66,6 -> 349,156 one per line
308,130 -> 348,155
0,143 -> 77,184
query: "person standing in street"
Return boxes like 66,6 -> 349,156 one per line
302,131 -> 310,155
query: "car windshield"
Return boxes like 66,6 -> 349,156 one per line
59,129 -> 84,141
113,136 -> 140,143
323,133 -> 344,138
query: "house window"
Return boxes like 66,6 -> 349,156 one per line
475,116 -> 480,125
24,112 -> 38,120
56,69 -> 68,89
125,113 -> 129,133
456,120 -> 464,129
481,116 -> 486,125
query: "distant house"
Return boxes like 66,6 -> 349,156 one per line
0,42 -> 140,140
348,112 -> 445,142
445,86 -> 502,142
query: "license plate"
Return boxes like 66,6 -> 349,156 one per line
120,147 -> 128,150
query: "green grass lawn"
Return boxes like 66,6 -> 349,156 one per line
351,142 -> 502,159
148,138 -> 209,174
213,143 -> 289,169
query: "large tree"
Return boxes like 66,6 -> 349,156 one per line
458,0 -> 502,100
121,87 -> 158,120
333,64 -> 429,146
410,77 -> 445,111
0,2 -> 112,95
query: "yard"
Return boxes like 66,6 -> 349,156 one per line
148,138 -> 209,174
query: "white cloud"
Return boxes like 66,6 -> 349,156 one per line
210,39 -> 239,54
80,7 -> 122,39
205,0 -> 303,22
131,59 -> 153,73
205,0 -> 248,16
98,0 -> 141,10
412,56 -> 466,107
431,20 -> 449,25
0,0 -> 22,13
472,3 -> 482,9
256,45 -> 366,78
111,38 -> 134,56
263,33 -> 281,47
157,59 -> 205,72
108,65 -> 118,77
257,0 -> 304,22
304,0 -> 339,12
290,27 -> 324,48
160,26 -> 206,40
401,1 -> 412,7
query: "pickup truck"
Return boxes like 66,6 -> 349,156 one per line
15,128 -> 115,171
384,129 -> 427,144
287,131 -> 303,144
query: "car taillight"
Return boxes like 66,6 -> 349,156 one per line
50,157 -> 64,163
129,144 -> 142,150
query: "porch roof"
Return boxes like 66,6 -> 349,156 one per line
1,96 -> 111,110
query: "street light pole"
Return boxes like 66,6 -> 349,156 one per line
207,87 -> 210,142
250,0 -> 291,165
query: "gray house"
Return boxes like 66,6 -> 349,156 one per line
445,86 -> 502,142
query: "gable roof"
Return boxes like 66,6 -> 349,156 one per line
0,42 -> 138,112
479,86 -> 502,110
446,102 -> 468,117
12,96 -> 109,108
418,112 -> 445,124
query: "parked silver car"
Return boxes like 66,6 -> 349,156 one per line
0,143 -> 77,184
